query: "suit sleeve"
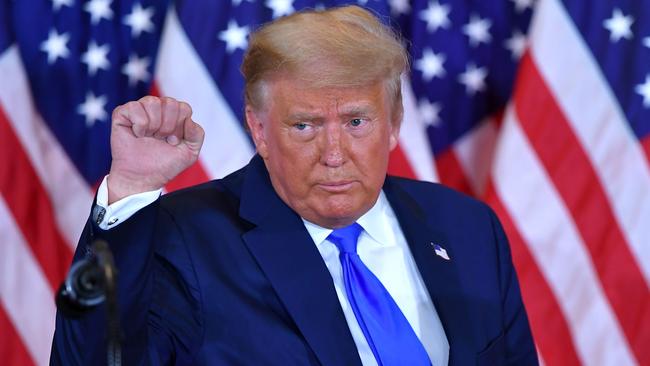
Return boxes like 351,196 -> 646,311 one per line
50,199 -> 202,365
488,208 -> 539,365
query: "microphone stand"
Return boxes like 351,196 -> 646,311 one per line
56,239 -> 122,366
94,240 -> 121,366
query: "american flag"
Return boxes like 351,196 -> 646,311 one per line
1,0 -> 648,364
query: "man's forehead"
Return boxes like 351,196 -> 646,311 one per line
271,77 -> 385,101
281,91 -> 383,111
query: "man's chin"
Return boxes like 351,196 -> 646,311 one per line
311,202 -> 366,228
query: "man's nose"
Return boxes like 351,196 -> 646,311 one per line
321,123 -> 345,167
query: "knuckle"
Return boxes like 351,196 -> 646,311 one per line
126,100 -> 141,109
162,98 -> 180,119
161,96 -> 177,105
139,95 -> 160,109
126,101 -> 144,118
179,101 -> 192,117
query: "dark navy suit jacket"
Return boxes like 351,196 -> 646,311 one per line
51,155 -> 537,365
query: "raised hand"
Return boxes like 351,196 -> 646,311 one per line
107,96 -> 205,204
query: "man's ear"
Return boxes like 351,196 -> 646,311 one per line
245,105 -> 269,158
388,105 -> 403,151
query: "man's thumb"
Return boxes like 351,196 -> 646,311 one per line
184,119 -> 205,151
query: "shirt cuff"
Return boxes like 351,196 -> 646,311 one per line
94,175 -> 162,230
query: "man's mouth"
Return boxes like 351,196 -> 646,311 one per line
317,181 -> 355,193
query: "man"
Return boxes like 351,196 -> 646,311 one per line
51,5 -> 537,365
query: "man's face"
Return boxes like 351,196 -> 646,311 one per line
246,76 -> 401,228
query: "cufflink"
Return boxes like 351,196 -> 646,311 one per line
92,205 -> 106,225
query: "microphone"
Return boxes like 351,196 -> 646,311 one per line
56,239 -> 115,318
56,239 -> 111,317
56,239 -> 122,365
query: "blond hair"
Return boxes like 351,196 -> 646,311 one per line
241,5 -> 409,119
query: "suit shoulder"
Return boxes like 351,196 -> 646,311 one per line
159,165 -> 246,214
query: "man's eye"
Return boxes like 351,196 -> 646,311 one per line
295,123 -> 308,130
350,118 -> 363,127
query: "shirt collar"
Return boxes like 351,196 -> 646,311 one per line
302,190 -> 393,247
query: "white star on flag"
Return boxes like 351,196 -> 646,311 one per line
77,92 -> 108,126
603,8 -> 634,42
265,0 -> 295,18
643,36 -> 650,48
122,54 -> 150,86
463,14 -> 492,46
51,0 -> 73,12
219,20 -> 250,54
418,99 -> 442,127
84,0 -> 113,25
510,0 -> 535,13
635,75 -> 650,107
419,1 -> 451,33
504,30 -> 527,60
389,0 -> 410,16
123,3 -> 155,38
40,29 -> 70,64
415,48 -> 446,82
458,63 -> 487,95
81,41 -> 111,76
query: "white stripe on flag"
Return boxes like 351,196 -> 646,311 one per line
155,8 -> 254,179
0,196 -> 56,366
0,46 -> 91,249
453,117 -> 498,195
493,106 -> 636,366
530,0 -> 650,285
400,76 -> 438,182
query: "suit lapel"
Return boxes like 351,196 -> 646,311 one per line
383,178 -> 473,356
239,156 -> 362,366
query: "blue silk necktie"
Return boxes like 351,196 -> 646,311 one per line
328,223 -> 431,366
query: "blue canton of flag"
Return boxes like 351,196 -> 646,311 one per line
9,0 -> 170,185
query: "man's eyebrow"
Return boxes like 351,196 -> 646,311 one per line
339,104 -> 375,116
286,112 -> 323,121
286,104 -> 376,120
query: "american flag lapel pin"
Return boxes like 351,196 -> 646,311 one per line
431,242 -> 450,261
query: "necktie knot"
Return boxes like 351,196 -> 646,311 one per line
328,222 -> 363,254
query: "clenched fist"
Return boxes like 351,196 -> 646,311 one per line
107,96 -> 205,204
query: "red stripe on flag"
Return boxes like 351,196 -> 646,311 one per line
388,144 -> 417,180
491,109 -> 505,129
434,147 -> 473,195
0,105 -> 73,291
484,181 -> 582,366
165,160 -> 211,192
515,53 -> 650,363
642,135 -> 650,168
0,305 -> 35,366
149,81 -> 162,97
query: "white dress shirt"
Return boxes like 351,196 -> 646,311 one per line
95,176 -> 162,230
303,191 -> 448,366
95,177 -> 449,365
